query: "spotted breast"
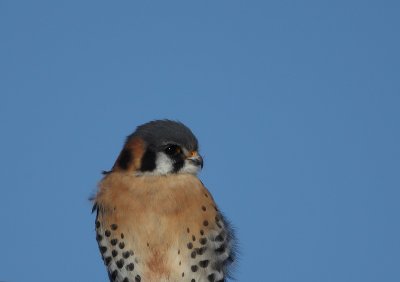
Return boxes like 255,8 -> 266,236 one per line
94,173 -> 236,282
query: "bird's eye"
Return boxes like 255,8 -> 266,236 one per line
164,144 -> 181,155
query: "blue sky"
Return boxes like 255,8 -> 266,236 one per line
1,1 -> 399,281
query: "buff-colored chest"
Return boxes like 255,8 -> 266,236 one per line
95,173 -> 222,282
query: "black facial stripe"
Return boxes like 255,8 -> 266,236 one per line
118,149 -> 132,170
173,158 -> 185,173
140,149 -> 156,172
168,150 -> 186,173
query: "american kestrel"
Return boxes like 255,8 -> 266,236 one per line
93,120 -> 236,282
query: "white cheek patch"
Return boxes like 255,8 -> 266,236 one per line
153,152 -> 174,175
179,160 -> 200,175
135,152 -> 200,176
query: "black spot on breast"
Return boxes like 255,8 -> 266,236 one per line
191,265 -> 198,272
118,149 -> 132,170
111,224 -> 118,230
215,244 -> 226,254
96,234 -> 103,241
215,234 -> 224,242
182,272 -> 185,277
100,246 -> 107,254
119,242 -> 125,249
208,273 -> 215,282
199,260 -> 209,268
187,242 -> 193,249
126,263 -> 135,271
203,220 -> 209,226
104,256 -> 112,266
116,259 -> 125,269
196,246 -> 207,255
121,233 -> 124,239
112,250 -> 118,257
123,251 -> 130,259
200,229 -> 204,235
202,206 -> 206,211
96,221 -> 100,228
111,239 -> 118,246
140,149 -> 156,172
191,251 -> 196,258
213,261 -> 223,272
135,274 -> 141,281
105,230 -> 111,237
192,235 -> 196,241
187,227 -> 190,233
111,270 -> 118,280
199,238 -> 207,245
191,279 -> 196,282
123,278 -> 129,282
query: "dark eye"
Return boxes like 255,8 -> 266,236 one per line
164,144 -> 181,155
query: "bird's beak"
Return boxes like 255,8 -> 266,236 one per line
187,151 -> 203,169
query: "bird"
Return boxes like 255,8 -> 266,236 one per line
92,120 -> 236,282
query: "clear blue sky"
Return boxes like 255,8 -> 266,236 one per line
1,1 -> 399,281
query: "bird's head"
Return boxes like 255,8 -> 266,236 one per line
112,120 -> 203,175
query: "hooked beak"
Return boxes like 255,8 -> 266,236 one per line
187,151 -> 204,169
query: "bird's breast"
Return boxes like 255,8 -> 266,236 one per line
95,172 -> 226,282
